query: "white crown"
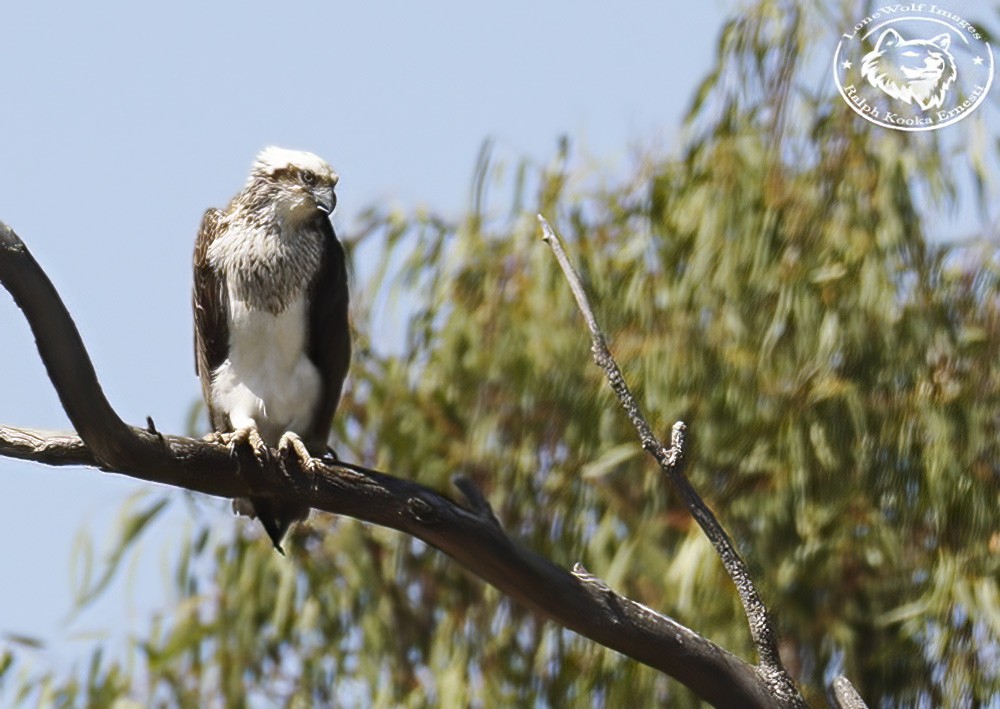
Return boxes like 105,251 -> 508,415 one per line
253,146 -> 337,182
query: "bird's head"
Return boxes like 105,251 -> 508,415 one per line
250,146 -> 339,222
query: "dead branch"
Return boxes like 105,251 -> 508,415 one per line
0,218 -> 830,707
539,215 -> 864,707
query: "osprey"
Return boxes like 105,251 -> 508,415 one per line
193,147 -> 350,552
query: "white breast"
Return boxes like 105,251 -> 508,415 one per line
210,293 -> 321,446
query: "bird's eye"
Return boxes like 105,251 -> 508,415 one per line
300,170 -> 317,185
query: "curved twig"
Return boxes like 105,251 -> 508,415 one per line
539,215 -> 807,706
0,220 -> 789,706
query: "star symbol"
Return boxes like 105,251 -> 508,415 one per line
973,56 -> 984,65
842,60 -> 853,70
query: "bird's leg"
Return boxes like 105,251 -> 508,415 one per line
278,431 -> 316,475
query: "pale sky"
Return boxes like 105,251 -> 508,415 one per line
0,0 -> 995,681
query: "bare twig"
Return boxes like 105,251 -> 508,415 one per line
539,214 -> 806,706
0,220 -> 789,706
832,675 -> 869,709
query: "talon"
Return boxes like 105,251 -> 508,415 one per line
212,426 -> 271,467
204,431 -> 226,445
246,427 -> 271,464
278,431 -> 315,473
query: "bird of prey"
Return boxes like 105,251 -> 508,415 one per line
193,147 -> 350,552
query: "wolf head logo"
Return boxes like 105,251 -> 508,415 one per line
861,29 -> 957,110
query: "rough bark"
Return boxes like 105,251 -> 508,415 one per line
1,219 -> 866,707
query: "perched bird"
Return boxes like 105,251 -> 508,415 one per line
193,147 -> 351,552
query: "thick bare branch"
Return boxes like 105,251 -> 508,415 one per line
539,215 -> 806,706
0,221 -> 787,706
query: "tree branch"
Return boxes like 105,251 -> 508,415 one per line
539,215 -> 809,706
831,675 -> 868,709
0,219 -> 852,706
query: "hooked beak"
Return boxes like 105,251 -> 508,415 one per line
316,187 -> 337,215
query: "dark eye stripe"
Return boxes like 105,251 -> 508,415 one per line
267,166 -> 328,184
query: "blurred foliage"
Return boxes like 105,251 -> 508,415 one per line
4,0 -> 1000,706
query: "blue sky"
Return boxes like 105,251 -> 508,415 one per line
0,0 -> 995,680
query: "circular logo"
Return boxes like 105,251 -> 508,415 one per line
833,4 -> 994,131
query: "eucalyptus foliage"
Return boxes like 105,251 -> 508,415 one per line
4,1 -> 998,706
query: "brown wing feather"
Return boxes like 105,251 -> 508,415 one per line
303,215 -> 351,452
192,207 -> 230,432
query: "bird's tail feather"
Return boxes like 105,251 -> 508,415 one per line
233,496 -> 310,554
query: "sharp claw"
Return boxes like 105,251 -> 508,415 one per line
246,428 -> 271,465
211,427 -> 272,467
278,431 -> 315,473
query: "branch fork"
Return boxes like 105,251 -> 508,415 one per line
0,217 -> 866,707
